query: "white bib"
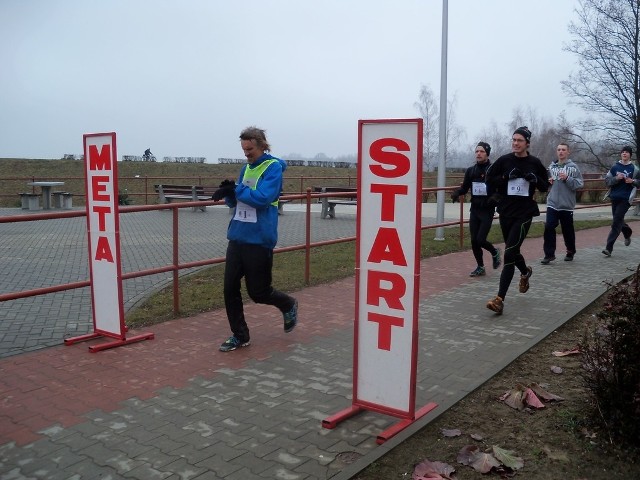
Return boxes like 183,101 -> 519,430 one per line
472,182 -> 487,196
507,178 -> 529,197
234,201 -> 257,223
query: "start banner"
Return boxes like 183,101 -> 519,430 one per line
354,119 -> 423,417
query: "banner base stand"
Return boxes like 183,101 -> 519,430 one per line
322,402 -> 438,444
376,402 -> 438,444
64,331 -> 154,352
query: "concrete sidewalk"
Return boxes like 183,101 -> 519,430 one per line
1,222 -> 639,479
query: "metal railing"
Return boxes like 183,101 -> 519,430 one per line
0,185 -> 620,317
1,174 -> 612,208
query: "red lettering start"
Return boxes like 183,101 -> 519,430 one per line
364,136 -> 415,351
367,312 -> 404,351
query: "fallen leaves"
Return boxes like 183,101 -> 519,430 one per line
412,459 -> 456,479
457,444 -> 523,475
412,428 -> 526,479
552,346 -> 581,356
414,363 -> 570,478
500,382 -> 564,410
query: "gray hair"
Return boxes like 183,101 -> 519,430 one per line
239,126 -> 271,152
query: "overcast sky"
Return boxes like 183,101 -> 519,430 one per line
1,0 -> 583,162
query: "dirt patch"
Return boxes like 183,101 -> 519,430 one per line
353,295 -> 640,479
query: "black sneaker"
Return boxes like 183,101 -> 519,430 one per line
469,266 -> 486,277
283,299 -> 298,333
625,236 -> 631,246
564,252 -> 574,261
219,336 -> 250,352
492,249 -> 502,269
540,256 -> 556,265
602,249 -> 611,257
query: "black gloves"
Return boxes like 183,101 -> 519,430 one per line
212,179 -> 236,201
450,191 -> 460,203
507,168 -> 523,179
487,193 -> 502,207
524,172 -> 537,183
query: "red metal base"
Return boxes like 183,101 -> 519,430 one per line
376,402 -> 438,444
322,405 -> 364,429
322,402 -> 438,444
64,331 -> 154,352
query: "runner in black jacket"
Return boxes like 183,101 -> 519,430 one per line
484,127 -> 550,315
450,141 -> 501,277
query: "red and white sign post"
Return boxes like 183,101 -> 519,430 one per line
65,132 -> 154,352
322,119 -> 437,443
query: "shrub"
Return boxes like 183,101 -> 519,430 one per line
118,189 -> 132,205
581,264 -> 640,446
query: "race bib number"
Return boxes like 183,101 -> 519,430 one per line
472,182 -> 487,196
507,178 -> 529,197
234,201 -> 257,223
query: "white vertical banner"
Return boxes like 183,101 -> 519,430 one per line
354,119 -> 423,417
83,133 -> 125,338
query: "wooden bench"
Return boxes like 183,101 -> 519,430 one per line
313,186 -> 357,219
52,191 -> 73,209
154,184 -> 215,212
19,192 -> 40,210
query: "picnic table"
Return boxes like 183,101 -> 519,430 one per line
313,186 -> 358,219
26,181 -> 65,210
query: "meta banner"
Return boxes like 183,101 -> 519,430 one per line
83,132 -> 125,338
354,119 -> 423,416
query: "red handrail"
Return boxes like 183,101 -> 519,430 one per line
0,186 -> 614,315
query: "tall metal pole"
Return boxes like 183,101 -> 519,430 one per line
435,0 -> 448,240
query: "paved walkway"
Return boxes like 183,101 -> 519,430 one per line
1,204 -> 639,479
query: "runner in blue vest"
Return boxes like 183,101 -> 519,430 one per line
213,126 -> 298,352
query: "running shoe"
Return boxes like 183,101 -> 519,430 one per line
219,336 -> 250,352
492,249 -> 502,269
486,296 -> 504,315
469,266 -> 486,277
519,266 -> 533,293
283,299 -> 298,333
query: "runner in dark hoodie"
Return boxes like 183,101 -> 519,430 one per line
484,126 -> 550,315
601,145 -> 640,257
450,141 -> 501,277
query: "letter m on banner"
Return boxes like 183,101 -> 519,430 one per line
65,132 -> 153,352
322,119 -> 437,444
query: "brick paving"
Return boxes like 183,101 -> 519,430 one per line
1,204 -> 639,479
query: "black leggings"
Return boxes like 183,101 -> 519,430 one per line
223,241 -> 295,342
469,207 -> 498,266
497,216 -> 532,299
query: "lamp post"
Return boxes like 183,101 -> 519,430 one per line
435,0 -> 448,240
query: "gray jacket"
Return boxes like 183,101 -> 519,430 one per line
546,159 -> 584,211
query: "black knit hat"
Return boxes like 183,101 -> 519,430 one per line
621,145 -> 633,155
513,126 -> 532,143
476,141 -> 491,156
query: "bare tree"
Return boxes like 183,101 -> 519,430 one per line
557,113 -> 619,171
415,85 -> 439,171
474,120 -> 511,160
473,107 -> 559,162
414,84 -> 466,171
562,0 -> 640,149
